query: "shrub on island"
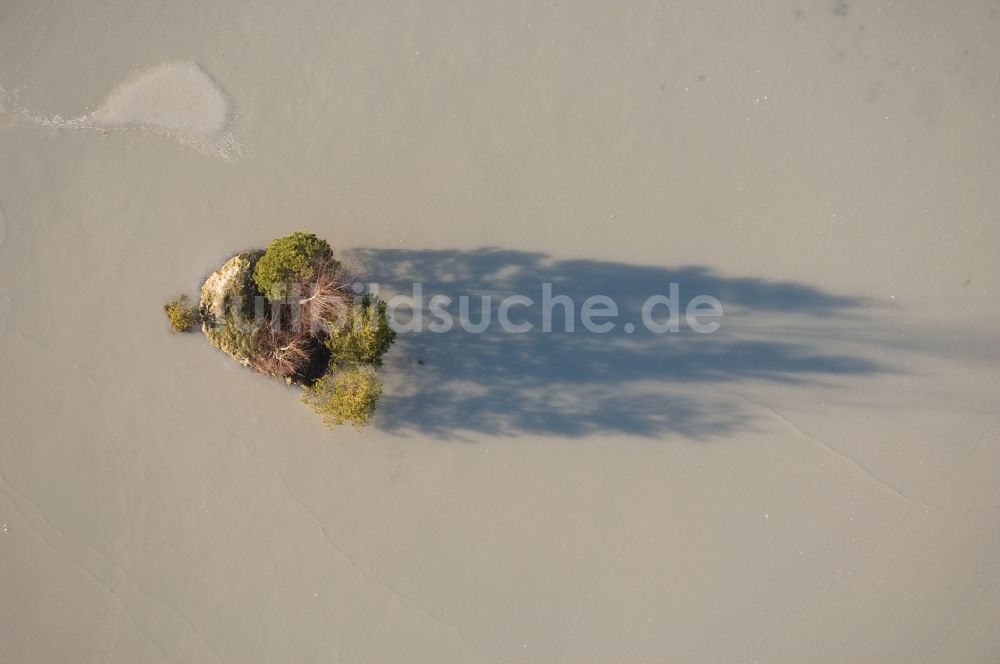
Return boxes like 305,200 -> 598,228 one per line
301,365 -> 383,428
164,231 -> 395,427
326,295 -> 396,367
163,295 -> 201,332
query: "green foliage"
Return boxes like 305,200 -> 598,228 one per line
301,366 -> 383,427
163,296 -> 200,332
252,231 -> 334,300
305,295 -> 394,428
326,295 -> 396,368
174,233 -> 392,431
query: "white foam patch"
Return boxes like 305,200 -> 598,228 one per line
0,62 -> 243,161
91,61 -> 229,137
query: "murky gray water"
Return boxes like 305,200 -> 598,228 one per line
2,2 -> 998,662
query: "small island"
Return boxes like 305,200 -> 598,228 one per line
164,231 -> 395,427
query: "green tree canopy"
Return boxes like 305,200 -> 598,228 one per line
252,231 -> 335,300
326,295 -> 396,368
301,366 -> 383,428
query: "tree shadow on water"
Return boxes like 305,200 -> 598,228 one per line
346,248 -> 887,439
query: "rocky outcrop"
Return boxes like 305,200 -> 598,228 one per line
199,251 -> 262,368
